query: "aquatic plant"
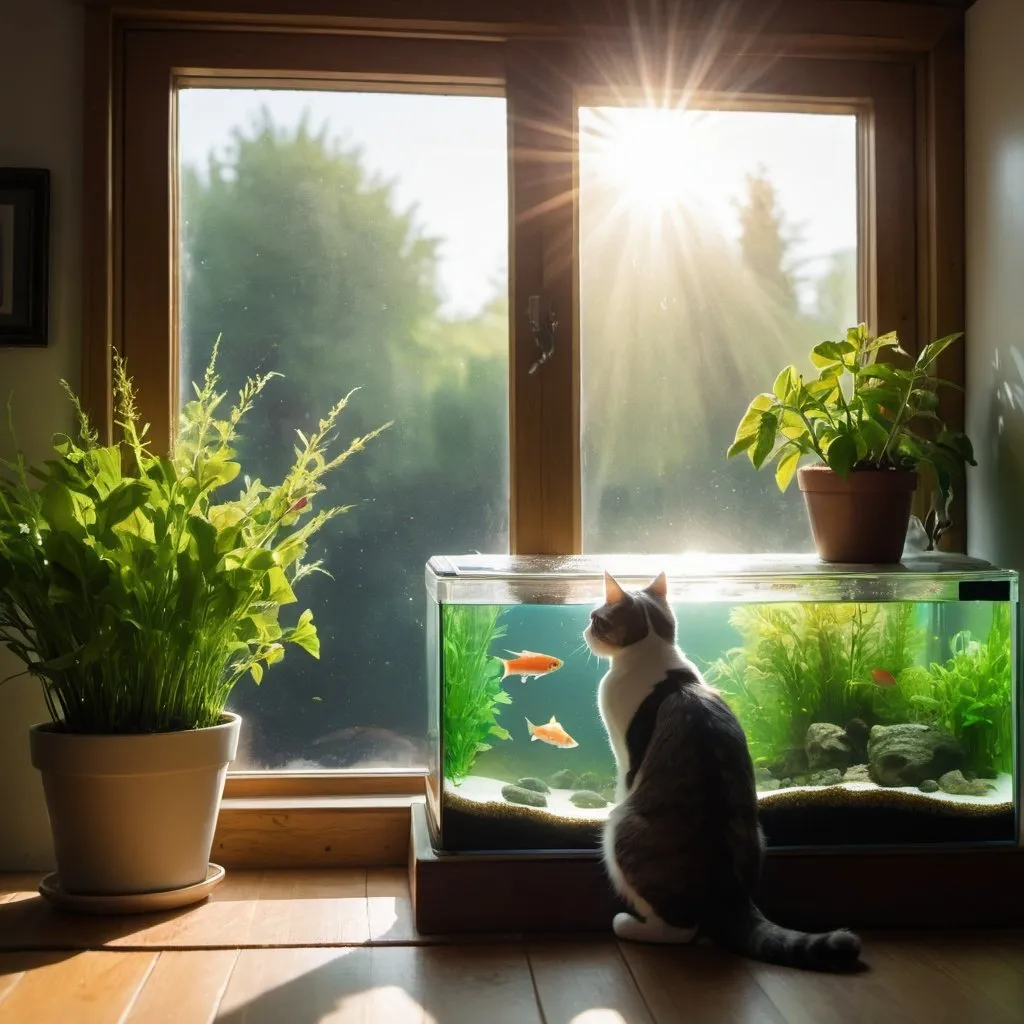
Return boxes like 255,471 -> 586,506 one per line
707,602 -> 925,760
442,604 -> 512,783
910,604 -> 1013,775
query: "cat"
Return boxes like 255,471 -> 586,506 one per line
584,570 -> 862,972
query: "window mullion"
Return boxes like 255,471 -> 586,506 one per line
506,41 -> 580,555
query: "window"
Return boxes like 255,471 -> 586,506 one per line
89,6 -> 967,790
177,88 -> 509,770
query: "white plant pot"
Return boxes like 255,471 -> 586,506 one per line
29,712 -> 240,896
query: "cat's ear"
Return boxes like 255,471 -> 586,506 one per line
604,571 -> 626,605
644,571 -> 668,600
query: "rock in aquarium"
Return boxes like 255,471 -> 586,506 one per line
809,769 -> 844,787
937,770 -> 992,797
843,764 -> 872,784
577,771 -> 605,792
918,779 -> 940,793
805,723 -> 854,771
570,790 -> 608,809
515,777 -> 550,794
867,723 -> 963,787
548,769 -> 579,790
501,784 -> 548,808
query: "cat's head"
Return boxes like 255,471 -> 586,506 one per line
583,571 -> 675,657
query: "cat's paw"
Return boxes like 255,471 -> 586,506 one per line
613,912 -> 699,945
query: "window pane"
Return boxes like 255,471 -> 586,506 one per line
579,106 -> 858,553
177,89 -> 509,770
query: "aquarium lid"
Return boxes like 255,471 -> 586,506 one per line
426,552 -> 1011,581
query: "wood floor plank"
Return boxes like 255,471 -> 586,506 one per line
0,950 -> 156,1024
0,952 -> 67,1008
529,940 -> 654,1024
124,950 -> 239,1024
367,867 -> 416,943
620,942 -> 785,1024
0,875 -> 43,904
216,944 -> 541,1024
243,870 -> 369,946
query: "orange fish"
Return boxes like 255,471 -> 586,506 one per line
499,650 -> 563,682
526,715 -> 579,749
871,668 -> 897,688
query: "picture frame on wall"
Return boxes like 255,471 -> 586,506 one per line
0,168 -> 50,347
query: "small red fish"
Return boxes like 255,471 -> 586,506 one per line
871,668 -> 897,688
526,715 -> 578,749
499,650 -> 563,682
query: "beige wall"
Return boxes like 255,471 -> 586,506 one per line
0,0 -> 82,868
966,0 -> 1024,571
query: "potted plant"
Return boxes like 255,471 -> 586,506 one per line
726,324 -> 975,563
0,343 -> 387,902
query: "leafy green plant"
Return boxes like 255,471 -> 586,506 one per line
442,604 -> 511,784
909,604 -> 1013,775
726,324 -> 975,524
707,602 -> 925,760
0,342 -> 389,733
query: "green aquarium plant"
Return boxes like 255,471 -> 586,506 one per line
911,605 -> 1013,775
727,324 -> 975,561
442,604 -> 512,784
707,602 -> 926,761
0,344 -> 389,733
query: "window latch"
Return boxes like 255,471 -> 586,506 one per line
527,294 -> 558,375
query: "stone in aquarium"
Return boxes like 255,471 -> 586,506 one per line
757,778 -> 781,791
548,769 -> 580,790
937,770 -> 991,796
867,723 -> 963,787
570,790 -> 608,808
515,776 -> 550,794
501,784 -> 548,808
808,769 -> 843,787
805,723 -> 854,771
918,779 -> 940,793
577,771 -> 604,792
771,747 -> 808,778
843,763 -> 872,784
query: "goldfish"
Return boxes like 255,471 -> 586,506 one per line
871,668 -> 897,688
526,715 -> 578,749
499,650 -> 563,682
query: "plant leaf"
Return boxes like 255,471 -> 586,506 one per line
774,446 -> 801,492
825,433 -> 858,476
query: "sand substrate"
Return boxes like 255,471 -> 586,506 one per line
439,774 -> 1016,853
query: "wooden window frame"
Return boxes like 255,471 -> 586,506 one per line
81,1 -> 969,862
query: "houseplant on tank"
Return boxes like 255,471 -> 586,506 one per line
0,343 -> 387,904
726,324 -> 975,563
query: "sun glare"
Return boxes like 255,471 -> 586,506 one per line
583,106 -> 710,215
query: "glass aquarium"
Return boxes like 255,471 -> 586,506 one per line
425,554 -> 1020,854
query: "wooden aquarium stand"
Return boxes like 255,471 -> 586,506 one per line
409,803 -> 1024,934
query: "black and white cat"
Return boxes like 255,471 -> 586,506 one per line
584,570 -> 862,971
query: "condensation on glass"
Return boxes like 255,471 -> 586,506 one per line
426,554 -> 1020,855
578,105 -> 859,554
177,88 -> 510,770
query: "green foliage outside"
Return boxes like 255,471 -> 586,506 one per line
0,346 -> 385,733
910,605 -> 1013,774
442,605 -> 511,783
727,324 -> 976,508
707,602 -> 1013,776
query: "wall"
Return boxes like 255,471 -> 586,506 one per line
0,0 -> 83,868
966,0 -> 1024,570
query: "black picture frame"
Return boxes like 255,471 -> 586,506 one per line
0,168 -> 50,347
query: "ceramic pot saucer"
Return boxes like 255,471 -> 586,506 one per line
38,863 -> 225,915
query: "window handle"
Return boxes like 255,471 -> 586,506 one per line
527,294 -> 558,375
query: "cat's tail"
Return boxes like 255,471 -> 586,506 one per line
707,900 -> 861,972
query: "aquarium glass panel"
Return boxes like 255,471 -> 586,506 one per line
178,89 -> 510,770
429,556 -> 1018,854
577,106 -> 858,554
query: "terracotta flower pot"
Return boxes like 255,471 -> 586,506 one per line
797,465 -> 918,564
29,713 -> 240,896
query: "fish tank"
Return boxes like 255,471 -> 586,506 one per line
425,554 -> 1020,855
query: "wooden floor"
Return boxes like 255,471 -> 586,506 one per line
1,871 -> 1022,1022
